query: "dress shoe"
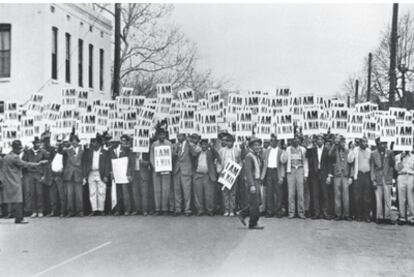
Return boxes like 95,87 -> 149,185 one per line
397,219 -> 406,225
15,220 -> 29,224
196,212 -> 203,216
207,212 -> 214,216
153,211 -> 160,216
249,225 -> 264,230
78,212 -> 84,217
288,215 -> 295,219
30,213 -> 37,218
47,212 -> 55,217
124,212 -> 131,216
143,212 -> 148,216
184,212 -> 191,217
113,211 -> 120,216
38,212 -> 44,218
333,216 -> 342,221
238,214 -> 246,226
229,212 -> 235,217
131,211 -> 139,216
223,212 -> 230,217
298,215 -> 306,219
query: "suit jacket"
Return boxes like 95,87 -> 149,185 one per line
172,141 -> 196,176
306,146 -> 331,179
260,147 -> 285,181
244,151 -> 262,187
83,147 -> 111,180
62,146 -> 84,182
370,149 -> 394,186
194,149 -> 218,182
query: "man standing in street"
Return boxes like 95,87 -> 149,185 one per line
150,129 -> 173,215
394,147 -> 414,225
2,140 -> 48,224
84,135 -> 110,216
348,137 -> 372,222
172,133 -> 196,216
22,136 -> 49,218
62,134 -> 85,217
260,134 -> 285,218
239,137 -> 264,229
130,152 -> 152,216
281,135 -> 308,219
306,135 -> 333,219
371,138 -> 394,224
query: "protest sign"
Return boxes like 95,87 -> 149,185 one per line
389,107 -> 406,124
218,160 -> 242,190
167,114 -> 180,140
20,116 -> 34,146
94,105 -> 109,133
178,89 -> 195,102
154,145 -> 172,172
121,87 -> 134,97
109,119 -> 124,141
236,110 -> 253,136
179,107 -> 196,134
378,115 -> 396,143
123,111 -> 137,136
79,113 -> 96,143
131,96 -> 146,108
319,110 -> 330,134
62,88 -> 77,108
137,107 -> 155,128
330,108 -> 348,135
133,127 -> 150,153
78,90 -> 88,110
394,124 -> 413,151
302,107 -> 319,135
156,83 -> 172,96
207,90 -> 220,105
363,118 -> 377,146
275,113 -> 294,140
155,94 -> 172,120
346,112 -> 364,140
111,157 -> 129,184
256,113 -> 272,140
226,93 -> 244,121
245,94 -> 260,120
196,111 -> 218,139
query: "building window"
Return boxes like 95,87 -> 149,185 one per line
66,15 -> 71,21
78,39 -> 83,87
50,6 -> 55,13
100,31 -> 104,38
89,25 -> 93,32
88,44 -> 93,88
0,24 -> 11,78
65,33 -> 71,83
51,27 -> 58,80
99,49 -> 104,91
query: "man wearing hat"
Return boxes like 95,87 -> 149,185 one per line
62,134 -> 85,217
150,128 -> 173,215
22,136 -> 49,218
172,132 -> 197,216
370,138 -> 394,224
281,135 -> 309,219
239,137 -> 264,229
2,140 -> 48,223
329,135 -> 352,220
218,133 -> 242,217
84,135 -> 111,215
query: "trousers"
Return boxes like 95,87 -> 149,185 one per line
193,173 -> 215,213
354,172 -> 372,219
240,180 -> 261,227
88,171 -> 106,212
222,181 -> 237,213
66,181 -> 83,214
50,174 -> 66,215
334,177 -> 350,217
132,171 -> 150,213
264,168 -> 283,215
153,172 -> 171,212
11,202 -> 24,223
397,174 -> 414,221
374,183 -> 391,220
23,173 -> 44,213
287,167 -> 305,216
173,172 -> 192,214
311,170 -> 332,217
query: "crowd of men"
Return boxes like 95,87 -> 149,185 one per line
1,127 -> 414,230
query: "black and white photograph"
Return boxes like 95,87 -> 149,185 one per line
1,1 -> 414,276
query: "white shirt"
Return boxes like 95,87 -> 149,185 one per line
268,147 -> 278,168
317,145 -> 324,169
92,148 -> 100,171
115,146 -> 121,158
74,146 -> 79,155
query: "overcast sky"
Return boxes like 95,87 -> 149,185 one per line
170,4 -> 414,96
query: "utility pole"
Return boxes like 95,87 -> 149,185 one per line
389,3 -> 399,107
355,79 -> 359,105
367,52 -> 372,101
113,3 -> 121,100
347,95 -> 351,108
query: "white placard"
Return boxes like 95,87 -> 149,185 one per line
111,157 -> 129,184
218,160 -> 242,190
154,145 -> 172,172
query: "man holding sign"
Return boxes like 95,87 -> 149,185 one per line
150,129 -> 173,215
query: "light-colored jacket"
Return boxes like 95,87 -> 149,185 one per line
347,147 -> 371,180
280,146 -> 308,178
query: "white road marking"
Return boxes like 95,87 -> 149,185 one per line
29,241 -> 112,277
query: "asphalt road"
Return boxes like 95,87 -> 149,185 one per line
1,215 -> 413,277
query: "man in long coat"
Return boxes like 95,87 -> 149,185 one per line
2,140 -> 48,224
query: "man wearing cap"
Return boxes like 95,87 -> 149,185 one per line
239,137 -> 264,229
172,133 -> 197,216
62,134 -> 85,217
218,134 -> 242,217
2,140 -> 48,223
109,134 -> 133,216
22,136 -> 49,218
281,135 -> 309,219
150,129 -> 173,215
193,139 -> 219,216
260,134 -> 285,218
371,139 -> 394,224
84,135 -> 111,215
347,137 -> 372,222
329,135 -> 352,220
306,134 -> 333,220
394,147 -> 414,225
